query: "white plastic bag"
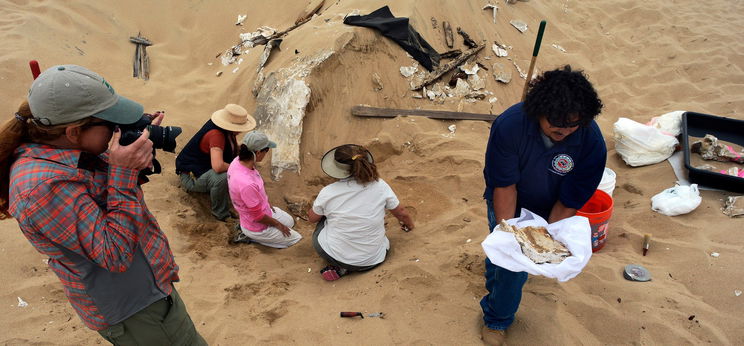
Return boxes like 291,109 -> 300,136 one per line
613,117 -> 679,167
481,209 -> 593,282
651,184 -> 702,216
647,110 -> 684,136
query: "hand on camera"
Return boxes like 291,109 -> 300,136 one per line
149,110 -> 165,126
109,128 -> 154,170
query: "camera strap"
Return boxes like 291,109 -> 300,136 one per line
77,152 -> 109,172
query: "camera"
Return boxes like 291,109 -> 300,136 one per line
118,113 -> 183,181
119,113 -> 182,152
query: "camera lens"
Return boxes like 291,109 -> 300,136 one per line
158,126 -> 182,153
145,125 -> 182,152
116,114 -> 182,179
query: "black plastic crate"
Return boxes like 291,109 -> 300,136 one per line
682,111 -> 744,193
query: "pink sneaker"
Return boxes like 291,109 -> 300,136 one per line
320,265 -> 347,281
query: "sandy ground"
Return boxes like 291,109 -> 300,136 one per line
1,0 -> 743,344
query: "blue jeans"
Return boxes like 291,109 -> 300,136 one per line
480,199 -> 528,330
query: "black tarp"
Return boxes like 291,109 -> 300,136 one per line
344,6 -> 440,71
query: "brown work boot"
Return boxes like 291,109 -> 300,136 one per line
481,325 -> 506,346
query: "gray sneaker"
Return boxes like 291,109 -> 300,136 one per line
230,224 -> 251,244
230,230 -> 252,244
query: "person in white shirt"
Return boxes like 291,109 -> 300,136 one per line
307,144 -> 414,281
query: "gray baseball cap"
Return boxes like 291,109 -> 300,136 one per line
28,65 -> 143,125
241,131 -> 277,151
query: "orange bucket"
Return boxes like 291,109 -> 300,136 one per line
576,189 -> 614,252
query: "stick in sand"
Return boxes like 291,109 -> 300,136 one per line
520,20 -> 547,102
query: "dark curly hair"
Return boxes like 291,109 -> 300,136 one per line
523,65 -> 603,127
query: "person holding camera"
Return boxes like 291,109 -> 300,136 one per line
175,104 -> 256,221
0,65 -> 206,345
226,131 -> 302,248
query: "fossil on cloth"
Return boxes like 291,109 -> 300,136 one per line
499,220 -> 571,264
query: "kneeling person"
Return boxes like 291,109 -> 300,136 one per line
307,144 -> 414,281
175,104 -> 255,221
227,132 -> 302,248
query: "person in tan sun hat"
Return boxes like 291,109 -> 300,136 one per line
176,104 -> 256,221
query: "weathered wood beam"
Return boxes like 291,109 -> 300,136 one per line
129,36 -> 152,46
410,44 -> 484,90
443,21 -> 453,48
295,0 -> 325,25
352,105 -> 496,122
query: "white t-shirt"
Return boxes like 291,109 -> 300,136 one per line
312,178 -> 400,267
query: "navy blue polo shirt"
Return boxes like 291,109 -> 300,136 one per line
483,102 -> 607,219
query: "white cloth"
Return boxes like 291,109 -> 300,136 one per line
312,178 -> 399,267
613,117 -> 678,167
481,208 -> 593,282
648,110 -> 684,136
651,184 -> 702,216
240,207 -> 302,248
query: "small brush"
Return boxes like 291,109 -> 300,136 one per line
340,312 -> 364,318
642,234 -> 652,256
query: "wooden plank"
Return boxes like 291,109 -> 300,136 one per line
129,36 -> 152,46
443,21 -> 453,48
142,46 -> 150,80
352,105 -> 496,122
132,44 -> 140,77
411,44 -> 484,90
295,0 -> 324,25
271,16 -> 312,41
130,33 -> 153,80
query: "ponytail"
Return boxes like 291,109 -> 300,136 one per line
350,156 -> 379,185
238,144 -> 255,162
0,101 -> 92,219
0,102 -> 33,218
334,144 -> 378,185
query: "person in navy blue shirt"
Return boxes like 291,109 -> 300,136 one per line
480,65 -> 606,345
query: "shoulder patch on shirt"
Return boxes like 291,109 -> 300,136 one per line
550,154 -> 574,175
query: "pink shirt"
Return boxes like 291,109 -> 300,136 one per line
227,157 -> 272,232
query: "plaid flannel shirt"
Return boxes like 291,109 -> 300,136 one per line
8,143 -> 179,330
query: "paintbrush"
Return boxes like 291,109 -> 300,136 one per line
642,234 -> 652,256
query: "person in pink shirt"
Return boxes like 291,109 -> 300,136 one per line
227,131 -> 302,248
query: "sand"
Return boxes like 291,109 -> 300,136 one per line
1,0 -> 743,344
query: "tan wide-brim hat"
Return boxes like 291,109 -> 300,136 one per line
320,144 -> 374,179
211,104 -> 257,132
